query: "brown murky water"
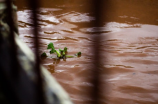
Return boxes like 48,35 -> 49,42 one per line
16,0 -> 158,104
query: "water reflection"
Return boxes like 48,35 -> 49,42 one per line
16,0 -> 158,104
42,58 -> 61,73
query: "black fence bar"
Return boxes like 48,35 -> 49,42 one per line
27,0 -> 45,104
5,0 -> 19,76
90,0 -> 108,104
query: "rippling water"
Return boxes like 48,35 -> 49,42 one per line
16,0 -> 158,104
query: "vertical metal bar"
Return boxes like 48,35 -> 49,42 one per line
27,0 -> 45,104
90,0 -> 108,104
5,0 -> 19,76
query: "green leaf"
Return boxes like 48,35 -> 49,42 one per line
64,47 -> 67,52
75,52 -> 81,57
59,48 -> 63,52
47,42 -> 54,49
50,49 -> 56,54
78,52 -> 81,55
66,55 -> 74,58
63,51 -> 65,55
41,52 -> 47,57
55,50 -> 61,57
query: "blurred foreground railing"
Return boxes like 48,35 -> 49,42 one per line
0,0 -> 109,104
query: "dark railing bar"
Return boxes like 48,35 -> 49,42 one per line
90,0 -> 107,104
27,0 -> 45,104
5,0 -> 19,77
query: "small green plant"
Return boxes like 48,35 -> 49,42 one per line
41,52 -> 47,57
41,42 -> 81,59
75,52 -> 81,57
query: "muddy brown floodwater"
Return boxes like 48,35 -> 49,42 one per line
16,0 -> 158,104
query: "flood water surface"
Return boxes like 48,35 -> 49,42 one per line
16,0 -> 158,104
